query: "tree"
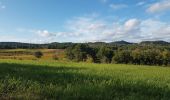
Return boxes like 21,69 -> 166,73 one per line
73,44 -> 88,62
65,46 -> 75,60
96,46 -> 114,63
162,50 -> 170,66
34,51 -> 43,59
131,49 -> 142,65
65,43 -> 170,66
113,50 -> 132,64
65,44 -> 96,62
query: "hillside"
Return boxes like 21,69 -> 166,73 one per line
0,40 -> 169,49
140,41 -> 170,45
110,40 -> 133,45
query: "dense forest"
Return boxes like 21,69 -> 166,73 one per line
65,41 -> 170,66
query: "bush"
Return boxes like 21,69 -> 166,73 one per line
34,51 -> 43,59
53,55 -> 59,60
162,50 -> 170,66
86,55 -> 94,63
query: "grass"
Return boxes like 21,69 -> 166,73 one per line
0,49 -> 65,60
0,59 -> 170,100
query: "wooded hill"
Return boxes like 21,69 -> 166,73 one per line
0,40 -> 169,49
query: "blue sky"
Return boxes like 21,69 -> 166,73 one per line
0,0 -> 170,43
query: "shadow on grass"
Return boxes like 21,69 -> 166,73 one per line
0,63 -> 170,100
0,63 -> 89,85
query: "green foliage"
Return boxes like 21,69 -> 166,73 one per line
65,43 -> 170,66
96,46 -> 114,63
66,44 -> 96,62
73,44 -> 88,62
113,49 -> 169,66
65,46 -> 75,60
86,55 -> 94,63
131,49 -> 142,64
162,50 -> 170,66
113,50 -> 132,64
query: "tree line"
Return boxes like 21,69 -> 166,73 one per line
0,42 -> 73,49
0,41 -> 169,49
66,44 -> 170,66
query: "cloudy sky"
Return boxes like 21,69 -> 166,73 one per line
0,0 -> 170,43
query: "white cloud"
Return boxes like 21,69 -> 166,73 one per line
147,0 -> 170,13
54,15 -> 170,42
140,19 -> 170,41
16,28 -> 56,38
136,1 -> 146,6
110,4 -> 127,10
63,16 -> 110,42
54,16 -> 142,42
15,15 -> 170,43
35,30 -> 56,37
124,19 -> 141,32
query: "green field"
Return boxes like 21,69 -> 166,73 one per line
0,60 -> 170,100
0,49 -> 65,60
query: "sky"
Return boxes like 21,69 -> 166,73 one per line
0,0 -> 170,43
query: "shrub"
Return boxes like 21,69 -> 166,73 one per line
53,55 -> 59,60
34,51 -> 43,59
86,55 -> 94,63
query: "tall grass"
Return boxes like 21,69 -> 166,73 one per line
0,59 -> 170,100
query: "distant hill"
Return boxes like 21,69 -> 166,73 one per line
110,40 -> 133,45
140,41 -> 170,45
0,40 -> 169,49
0,42 -> 44,49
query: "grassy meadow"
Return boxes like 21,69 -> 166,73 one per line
0,49 -> 65,60
0,59 -> 170,100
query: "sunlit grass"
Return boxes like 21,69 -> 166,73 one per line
0,59 -> 170,99
0,49 -> 65,60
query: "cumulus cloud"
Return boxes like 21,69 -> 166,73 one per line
147,0 -> 170,13
62,17 -> 110,42
110,4 -> 127,10
16,28 -> 56,38
16,15 -> 170,43
124,19 -> 141,33
54,15 -> 170,42
140,19 -> 170,41
54,17 -> 141,42
36,30 -> 56,37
